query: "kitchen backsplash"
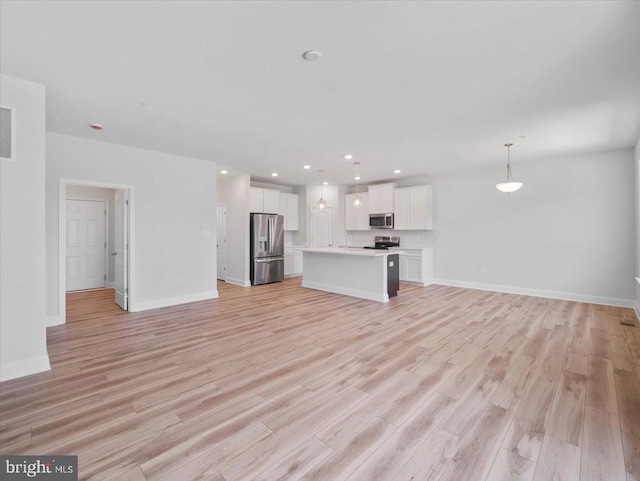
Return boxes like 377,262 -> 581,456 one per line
345,230 -> 435,248
284,231 -> 294,247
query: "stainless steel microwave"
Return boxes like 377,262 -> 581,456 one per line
369,213 -> 394,229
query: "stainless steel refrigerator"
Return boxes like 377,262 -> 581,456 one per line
250,213 -> 284,285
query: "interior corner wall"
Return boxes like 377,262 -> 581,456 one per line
635,136 -> 640,317
432,147 -> 636,306
46,133 -> 218,316
0,75 -> 50,381
65,185 -> 116,285
216,174 -> 250,287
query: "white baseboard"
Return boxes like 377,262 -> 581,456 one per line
225,277 -> 251,287
302,280 -> 388,303
1,355 -> 51,382
45,315 -> 62,327
131,290 -> 219,312
433,278 -> 634,308
635,278 -> 640,321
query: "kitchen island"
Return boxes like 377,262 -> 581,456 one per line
301,247 -> 402,302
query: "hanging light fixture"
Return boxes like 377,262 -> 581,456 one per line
352,162 -> 362,208
317,169 -> 327,210
496,143 -> 523,193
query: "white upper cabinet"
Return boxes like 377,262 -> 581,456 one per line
368,183 -> 395,214
262,189 -> 280,214
345,192 -> 369,231
250,188 -> 264,213
394,188 -> 411,229
279,192 -> 299,231
285,194 -> 299,230
393,185 -> 433,230
250,187 -> 282,214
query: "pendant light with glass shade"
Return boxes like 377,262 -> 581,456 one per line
496,143 -> 523,193
317,169 -> 327,210
352,162 -> 362,208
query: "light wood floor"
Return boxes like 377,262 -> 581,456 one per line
1,279 -> 639,481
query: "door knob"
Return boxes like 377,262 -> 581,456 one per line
111,252 -> 117,256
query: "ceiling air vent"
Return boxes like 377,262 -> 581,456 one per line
1,106 -> 16,161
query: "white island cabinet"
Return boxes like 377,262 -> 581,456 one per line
389,247 -> 433,286
301,247 -> 403,302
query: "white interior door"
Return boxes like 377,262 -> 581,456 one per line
216,204 -> 227,280
309,206 -> 333,247
66,200 -> 106,291
114,190 -> 128,310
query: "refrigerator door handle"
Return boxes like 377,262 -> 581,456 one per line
268,216 -> 274,254
255,256 -> 284,263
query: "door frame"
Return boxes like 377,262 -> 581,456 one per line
216,203 -> 227,281
59,179 -> 136,323
64,198 -> 109,291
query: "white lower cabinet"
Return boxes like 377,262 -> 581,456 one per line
293,249 -> 303,275
393,248 -> 433,286
284,249 -> 294,276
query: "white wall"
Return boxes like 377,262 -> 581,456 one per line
46,133 -> 218,317
0,75 -> 50,381
433,148 -> 635,305
65,185 -> 116,285
635,136 -> 640,316
345,149 -> 635,305
217,174 -> 250,286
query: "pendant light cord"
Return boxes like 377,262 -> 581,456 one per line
505,143 -> 514,182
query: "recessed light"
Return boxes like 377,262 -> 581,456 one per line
271,173 -> 278,177
394,169 -> 401,174
303,165 -> 311,170
354,176 -> 361,180
89,123 -> 103,130
220,170 -> 228,174
302,50 -> 322,62
323,181 -> 329,185
344,154 -> 353,160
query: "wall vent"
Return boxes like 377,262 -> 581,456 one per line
0,106 -> 16,161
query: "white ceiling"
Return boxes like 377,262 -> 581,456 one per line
2,1 -> 639,186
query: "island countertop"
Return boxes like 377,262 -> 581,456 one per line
300,247 -> 404,257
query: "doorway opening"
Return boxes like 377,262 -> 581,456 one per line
59,180 -> 135,324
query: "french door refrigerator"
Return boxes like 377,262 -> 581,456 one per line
250,213 -> 285,285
